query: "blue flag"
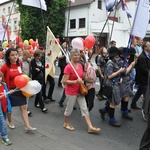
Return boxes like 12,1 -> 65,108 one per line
105,0 -> 118,11
121,0 -> 132,18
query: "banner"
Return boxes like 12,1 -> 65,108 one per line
45,27 -> 60,79
22,0 -> 47,11
69,0 -> 75,3
0,24 -> 8,41
121,0 -> 132,18
105,0 -> 118,11
131,0 -> 149,38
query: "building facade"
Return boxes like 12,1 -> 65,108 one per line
0,0 -> 20,40
65,0 -> 150,47
0,0 -> 149,48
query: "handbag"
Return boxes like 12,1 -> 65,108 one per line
79,82 -> 88,95
103,85 -> 113,98
102,76 -> 113,98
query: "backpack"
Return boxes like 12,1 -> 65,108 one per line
95,55 -> 100,64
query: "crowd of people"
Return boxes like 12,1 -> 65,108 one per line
0,37 -> 150,149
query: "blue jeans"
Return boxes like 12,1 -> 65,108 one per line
131,85 -> 147,106
0,112 -> 8,139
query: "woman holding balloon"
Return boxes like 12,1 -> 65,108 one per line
0,48 -> 36,132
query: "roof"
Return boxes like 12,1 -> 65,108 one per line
68,0 -> 94,7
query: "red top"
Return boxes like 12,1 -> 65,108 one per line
1,63 -> 23,90
0,84 -> 7,112
64,63 -> 84,95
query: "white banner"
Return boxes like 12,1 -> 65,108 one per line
45,27 -> 60,79
131,0 -> 149,38
22,0 -> 47,11
0,24 -> 8,41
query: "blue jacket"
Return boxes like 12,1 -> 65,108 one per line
0,82 -> 12,116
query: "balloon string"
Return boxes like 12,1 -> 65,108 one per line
7,88 -> 20,95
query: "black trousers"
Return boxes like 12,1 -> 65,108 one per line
35,78 -> 45,110
98,77 -> 104,96
58,67 -> 65,86
47,75 -> 55,99
139,115 -> 150,150
85,88 -> 95,112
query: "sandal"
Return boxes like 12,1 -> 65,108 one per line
63,123 -> 75,131
88,126 -> 101,134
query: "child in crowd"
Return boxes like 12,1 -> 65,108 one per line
0,71 -> 12,146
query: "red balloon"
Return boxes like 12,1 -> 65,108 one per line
29,49 -> 35,55
16,36 -> 22,43
19,42 -> 24,49
14,75 -> 28,88
27,45 -> 32,50
31,41 -> 36,47
84,35 -> 96,49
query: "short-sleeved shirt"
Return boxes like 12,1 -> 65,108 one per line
64,63 -> 84,95
9,64 -> 23,89
105,60 -> 120,84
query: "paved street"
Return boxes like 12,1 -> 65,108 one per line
0,60 -> 147,150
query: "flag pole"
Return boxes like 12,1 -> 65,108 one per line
88,0 -> 121,60
88,11 -> 112,61
39,0 -> 46,36
47,26 -> 80,79
108,6 -> 117,47
66,0 -> 71,47
2,0 -> 15,42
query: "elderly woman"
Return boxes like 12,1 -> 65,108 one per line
63,48 -> 100,134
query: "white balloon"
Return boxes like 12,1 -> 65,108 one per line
71,38 -> 84,50
20,80 -> 41,94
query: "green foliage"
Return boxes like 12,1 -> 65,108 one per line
16,0 -> 67,45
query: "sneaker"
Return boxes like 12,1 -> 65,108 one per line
59,102 -> 64,107
109,120 -> 121,127
102,95 -> 107,100
2,138 -> 12,146
141,109 -> 148,121
131,104 -> 141,110
96,94 -> 103,101
99,109 -> 106,120
122,113 -> 133,121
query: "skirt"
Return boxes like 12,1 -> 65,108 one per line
9,90 -> 27,107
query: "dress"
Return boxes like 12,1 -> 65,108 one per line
117,58 -> 133,98
105,60 -> 121,105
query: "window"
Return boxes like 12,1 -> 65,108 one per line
8,7 -> 11,15
79,18 -> 85,28
98,0 -> 102,9
70,19 -> 76,29
8,19 -> 11,31
14,19 -> 17,30
13,4 -> 18,13
3,8 -> 5,14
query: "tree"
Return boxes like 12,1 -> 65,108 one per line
16,0 -> 67,45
